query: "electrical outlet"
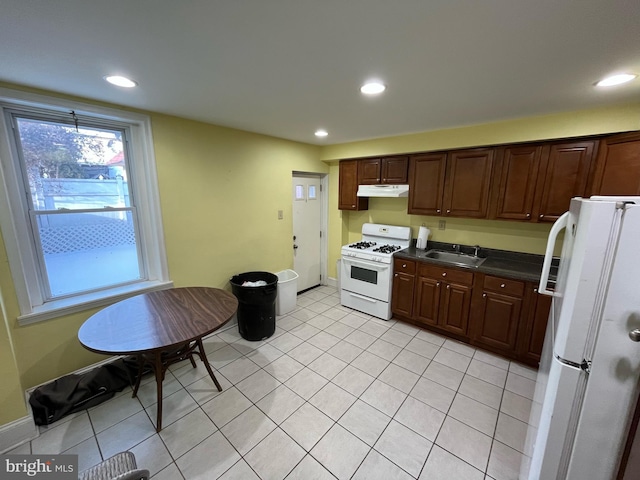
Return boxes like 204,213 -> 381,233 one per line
438,220 -> 446,230
278,210 -> 283,220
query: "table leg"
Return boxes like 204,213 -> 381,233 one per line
196,338 -> 222,392
153,353 -> 165,432
131,355 -> 145,398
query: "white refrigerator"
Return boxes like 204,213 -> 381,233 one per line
523,196 -> 640,479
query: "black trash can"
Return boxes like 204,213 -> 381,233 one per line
230,271 -> 278,341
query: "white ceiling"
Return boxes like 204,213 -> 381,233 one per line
1,1 -> 639,145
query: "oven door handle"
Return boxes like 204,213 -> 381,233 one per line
342,257 -> 390,271
345,291 -> 378,303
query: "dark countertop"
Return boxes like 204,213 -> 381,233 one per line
394,241 -> 557,284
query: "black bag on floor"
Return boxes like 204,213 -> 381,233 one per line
29,358 -> 136,426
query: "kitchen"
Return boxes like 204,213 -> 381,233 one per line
1,2 -> 640,479
3,92 -> 637,478
334,137 -> 640,478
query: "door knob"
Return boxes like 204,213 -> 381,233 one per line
629,329 -> 640,342
293,244 -> 298,250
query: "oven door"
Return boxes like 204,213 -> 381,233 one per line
341,256 -> 391,301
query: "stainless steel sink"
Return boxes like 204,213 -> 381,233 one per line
419,249 -> 487,268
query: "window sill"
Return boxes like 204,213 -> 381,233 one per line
17,280 -> 174,326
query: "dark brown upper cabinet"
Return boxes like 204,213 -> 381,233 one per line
533,140 -> 597,222
408,153 -> 447,215
339,159 -> 368,210
589,132 -> 640,196
444,148 -> 495,218
358,156 -> 409,185
489,145 -> 544,221
408,149 -> 494,218
352,132 -> 637,221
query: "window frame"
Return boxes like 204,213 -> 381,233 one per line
0,88 -> 172,325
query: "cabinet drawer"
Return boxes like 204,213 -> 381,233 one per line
483,275 -> 524,296
419,263 -> 474,285
394,258 -> 416,275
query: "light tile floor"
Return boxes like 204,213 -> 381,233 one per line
9,285 -> 538,480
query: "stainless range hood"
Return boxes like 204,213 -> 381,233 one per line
357,184 -> 409,197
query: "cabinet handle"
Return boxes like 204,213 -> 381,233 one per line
539,214 -> 544,219
442,272 -> 447,277
437,209 -> 441,213
483,293 -> 487,298
526,213 -> 531,218
446,284 -> 450,289
402,264 -> 406,268
500,283 -> 505,288
352,204 -> 355,208
534,288 -> 538,293
394,273 -> 398,277
446,209 -> 451,214
436,282 -> 441,287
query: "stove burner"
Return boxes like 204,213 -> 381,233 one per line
348,241 -> 377,249
372,244 -> 402,254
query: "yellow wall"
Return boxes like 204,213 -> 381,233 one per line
151,114 -> 325,287
0,84 -> 325,428
0,243 -> 29,424
322,102 -> 640,275
320,103 -> 640,160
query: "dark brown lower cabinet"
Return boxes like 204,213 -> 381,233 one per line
391,263 -> 551,367
391,258 -> 416,318
470,276 -> 524,357
517,285 -> 553,366
413,264 -> 473,337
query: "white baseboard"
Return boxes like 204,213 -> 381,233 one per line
326,276 -> 338,288
0,415 -> 38,454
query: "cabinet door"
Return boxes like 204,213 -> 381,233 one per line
382,156 -> 409,184
414,276 -> 440,327
518,287 -> 552,366
439,282 -> 472,336
490,145 -> 543,221
358,158 -> 382,184
392,273 -> 415,318
339,160 -> 368,210
589,132 -> 640,196
473,291 -> 522,353
534,141 -> 596,222
408,153 -> 446,215
444,148 -> 494,218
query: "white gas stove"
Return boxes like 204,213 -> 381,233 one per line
340,223 -> 412,320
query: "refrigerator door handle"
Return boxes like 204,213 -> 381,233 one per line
554,353 -> 592,374
539,211 -> 570,296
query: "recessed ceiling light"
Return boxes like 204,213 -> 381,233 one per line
104,75 -> 138,88
595,73 -> 637,87
360,82 -> 386,95
315,129 -> 328,138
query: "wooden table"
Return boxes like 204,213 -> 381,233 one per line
78,287 -> 238,431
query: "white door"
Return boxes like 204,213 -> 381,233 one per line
292,174 -> 322,292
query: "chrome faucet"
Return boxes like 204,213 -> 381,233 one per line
474,245 -> 481,257
453,244 -> 460,253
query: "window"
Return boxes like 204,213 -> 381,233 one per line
308,185 -> 317,200
0,88 -> 171,324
